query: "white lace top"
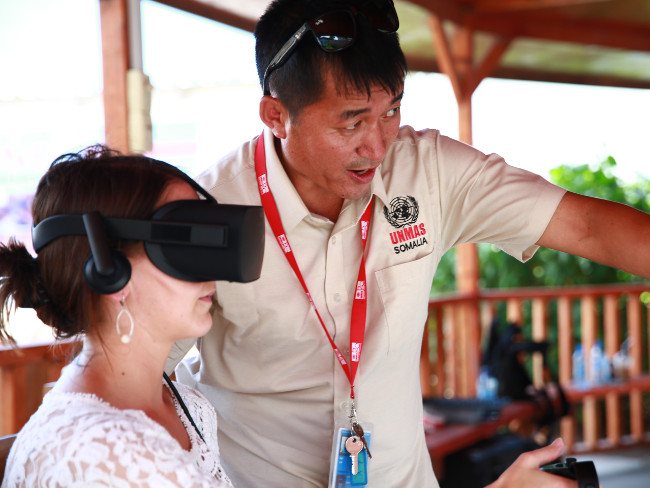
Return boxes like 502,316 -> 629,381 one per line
2,380 -> 233,487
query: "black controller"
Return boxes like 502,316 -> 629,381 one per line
540,457 -> 599,488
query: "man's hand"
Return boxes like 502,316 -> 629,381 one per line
486,438 -> 579,488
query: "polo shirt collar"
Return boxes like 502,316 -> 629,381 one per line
369,166 -> 389,212
335,167 -> 388,232
262,127 -> 391,229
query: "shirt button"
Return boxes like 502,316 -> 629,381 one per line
334,293 -> 342,302
331,236 -> 337,245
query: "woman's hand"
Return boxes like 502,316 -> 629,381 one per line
486,438 -> 579,488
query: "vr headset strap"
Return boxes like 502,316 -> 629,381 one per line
32,213 -> 229,253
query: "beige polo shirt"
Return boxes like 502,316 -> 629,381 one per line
169,126 -> 566,487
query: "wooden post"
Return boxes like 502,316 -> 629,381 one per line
429,15 -> 512,397
435,307 -> 446,396
450,304 -> 462,395
603,295 -> 621,446
581,295 -> 598,449
99,0 -> 130,152
430,16 -> 478,395
557,296 -> 575,450
455,26 -> 474,145
506,298 -> 523,324
531,298 -> 547,387
627,294 -> 643,441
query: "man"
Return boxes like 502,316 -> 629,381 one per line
169,0 -> 650,486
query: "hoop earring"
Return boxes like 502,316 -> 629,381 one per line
115,295 -> 134,344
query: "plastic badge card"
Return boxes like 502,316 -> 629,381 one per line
328,427 -> 371,488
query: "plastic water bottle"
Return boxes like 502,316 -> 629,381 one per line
590,341 -> 604,385
477,368 -> 488,399
612,347 -> 630,381
477,367 -> 498,400
572,344 -> 585,387
599,343 -> 612,383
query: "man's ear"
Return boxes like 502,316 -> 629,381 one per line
259,96 -> 289,139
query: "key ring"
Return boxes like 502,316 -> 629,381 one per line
348,399 -> 359,426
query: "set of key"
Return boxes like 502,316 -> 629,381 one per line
344,435 -> 363,475
351,421 -> 372,459
344,422 -> 372,475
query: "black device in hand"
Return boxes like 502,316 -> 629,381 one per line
540,457 -> 599,488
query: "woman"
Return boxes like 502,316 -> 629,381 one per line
0,146 -> 236,487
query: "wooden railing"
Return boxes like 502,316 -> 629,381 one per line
420,282 -> 650,453
2,283 -> 650,452
0,341 -> 78,436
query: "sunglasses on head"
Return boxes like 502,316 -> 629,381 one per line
262,0 -> 399,95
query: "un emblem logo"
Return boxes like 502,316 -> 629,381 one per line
383,196 -> 419,228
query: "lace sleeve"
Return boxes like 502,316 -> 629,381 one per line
3,393 -> 232,487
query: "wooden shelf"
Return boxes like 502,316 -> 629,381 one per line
564,375 -> 650,401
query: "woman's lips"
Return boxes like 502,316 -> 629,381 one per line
200,291 -> 215,303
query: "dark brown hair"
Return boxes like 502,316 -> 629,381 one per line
255,0 -> 407,116
0,145 -> 183,344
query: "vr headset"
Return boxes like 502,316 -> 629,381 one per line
32,170 -> 264,294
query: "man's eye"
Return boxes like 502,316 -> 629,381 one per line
345,121 -> 361,130
385,107 -> 400,117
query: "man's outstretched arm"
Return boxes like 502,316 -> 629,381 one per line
537,191 -> 650,278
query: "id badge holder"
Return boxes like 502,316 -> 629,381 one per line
328,422 -> 373,488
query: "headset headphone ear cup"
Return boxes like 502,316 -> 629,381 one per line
83,250 -> 131,294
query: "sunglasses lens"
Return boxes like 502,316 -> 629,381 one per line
317,34 -> 355,51
309,11 -> 355,52
361,0 -> 399,33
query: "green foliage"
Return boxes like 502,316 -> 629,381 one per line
432,156 -> 650,294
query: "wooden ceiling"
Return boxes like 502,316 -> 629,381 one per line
153,0 -> 650,89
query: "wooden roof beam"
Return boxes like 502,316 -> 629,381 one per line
471,0 -> 611,13
428,15 -> 512,99
466,36 -> 512,94
413,1 -> 650,52
429,15 -> 464,101
468,13 -> 650,52
406,54 -> 650,89
153,0 -> 257,32
408,0 -> 469,24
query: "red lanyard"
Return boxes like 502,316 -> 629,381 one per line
254,134 -> 372,399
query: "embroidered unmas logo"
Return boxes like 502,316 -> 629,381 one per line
383,195 -> 419,228
383,196 -> 428,254
258,174 -> 269,194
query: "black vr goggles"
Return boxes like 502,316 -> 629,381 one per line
32,194 -> 265,294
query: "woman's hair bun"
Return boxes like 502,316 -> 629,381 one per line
0,239 -> 50,309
